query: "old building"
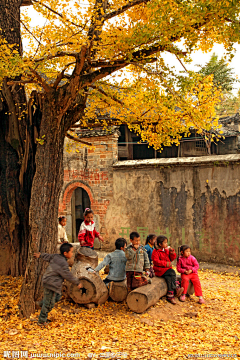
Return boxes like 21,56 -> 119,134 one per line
59,114 -> 240,265
118,113 -> 240,160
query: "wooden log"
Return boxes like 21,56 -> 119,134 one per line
109,279 -> 128,302
66,261 -> 108,305
127,277 -> 167,313
75,247 -> 98,268
57,243 -> 80,267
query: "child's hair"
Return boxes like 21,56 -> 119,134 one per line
130,231 -> 140,240
115,238 -> 127,250
84,208 -> 94,217
178,244 -> 191,258
60,243 -> 73,255
58,216 -> 66,223
154,235 -> 168,249
145,234 -> 156,245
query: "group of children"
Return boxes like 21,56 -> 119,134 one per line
96,230 -> 204,305
35,208 -> 204,325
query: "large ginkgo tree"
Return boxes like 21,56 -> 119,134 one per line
0,0 -> 239,317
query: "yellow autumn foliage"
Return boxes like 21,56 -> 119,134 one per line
1,0 -> 240,146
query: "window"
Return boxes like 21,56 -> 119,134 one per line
195,140 -> 207,152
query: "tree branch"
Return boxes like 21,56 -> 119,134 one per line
30,68 -> 52,92
34,51 -> 78,63
66,132 -> 92,146
90,85 -> 124,105
31,0 -> 85,29
104,0 -> 150,21
52,62 -> 75,88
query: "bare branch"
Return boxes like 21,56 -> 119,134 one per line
66,132 -> 92,146
104,0 -> 150,21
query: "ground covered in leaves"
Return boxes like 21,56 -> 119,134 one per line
0,268 -> 239,360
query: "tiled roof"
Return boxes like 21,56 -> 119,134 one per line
76,126 -> 120,138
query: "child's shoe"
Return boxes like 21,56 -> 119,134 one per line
37,321 -> 46,327
167,291 -> 176,305
198,297 -> 205,304
179,294 -> 186,302
176,287 -> 184,298
167,297 -> 177,304
147,278 -> 152,284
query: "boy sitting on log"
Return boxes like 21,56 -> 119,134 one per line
34,243 -> 82,326
94,238 -> 127,286
125,232 -> 151,292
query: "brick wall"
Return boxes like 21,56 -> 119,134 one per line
59,131 -> 118,248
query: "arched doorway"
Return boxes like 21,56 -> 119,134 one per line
71,187 -> 91,242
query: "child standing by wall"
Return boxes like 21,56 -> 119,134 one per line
125,231 -> 150,291
177,244 -> 205,304
152,235 -> 184,304
34,243 -> 82,326
58,216 -> 69,244
78,208 -> 103,249
94,238 -> 127,286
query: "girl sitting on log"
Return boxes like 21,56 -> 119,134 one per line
78,208 -> 103,249
152,236 -> 184,304
177,245 -> 205,304
144,234 -> 157,278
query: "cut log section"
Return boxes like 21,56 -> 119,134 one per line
127,277 -> 167,313
75,247 -> 98,268
109,279 -> 128,302
57,243 -> 80,267
65,261 -> 108,305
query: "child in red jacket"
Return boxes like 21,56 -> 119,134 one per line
177,244 -> 205,304
78,208 -> 103,249
152,235 -> 184,304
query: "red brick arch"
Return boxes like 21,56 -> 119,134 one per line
59,182 -> 94,214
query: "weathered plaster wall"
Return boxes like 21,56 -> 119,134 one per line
105,155 -> 240,265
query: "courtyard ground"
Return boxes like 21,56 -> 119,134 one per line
0,265 -> 239,360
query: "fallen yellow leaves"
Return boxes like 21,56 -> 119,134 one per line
0,270 -> 239,359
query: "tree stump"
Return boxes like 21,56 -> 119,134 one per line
65,261 -> 108,305
109,279 -> 128,302
127,277 -> 167,313
57,243 -> 80,267
75,247 -> 98,268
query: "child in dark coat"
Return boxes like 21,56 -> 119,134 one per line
152,235 -> 183,304
34,243 -> 82,326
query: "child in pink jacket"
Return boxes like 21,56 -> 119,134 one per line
177,244 -> 205,304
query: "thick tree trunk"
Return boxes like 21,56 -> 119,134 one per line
19,98 -> 66,317
0,0 -> 37,276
